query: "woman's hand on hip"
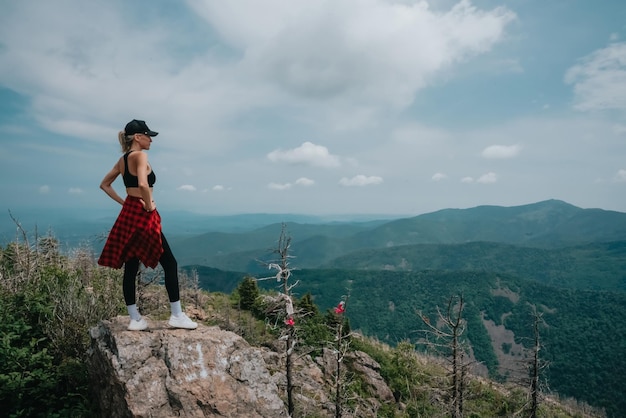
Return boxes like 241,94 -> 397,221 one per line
141,199 -> 156,212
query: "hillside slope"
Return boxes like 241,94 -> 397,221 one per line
238,268 -> 625,417
323,240 -> 626,292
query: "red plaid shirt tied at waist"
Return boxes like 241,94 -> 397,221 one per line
98,196 -> 163,269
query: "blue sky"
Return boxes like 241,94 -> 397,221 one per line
1,0 -> 625,216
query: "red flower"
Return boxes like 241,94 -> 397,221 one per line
285,316 -> 295,326
334,301 -> 345,314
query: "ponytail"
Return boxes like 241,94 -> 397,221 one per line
118,131 -> 133,152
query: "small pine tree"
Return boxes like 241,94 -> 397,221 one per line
237,276 -> 260,311
298,292 -> 319,317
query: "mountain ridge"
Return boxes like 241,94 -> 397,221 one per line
168,199 -> 626,273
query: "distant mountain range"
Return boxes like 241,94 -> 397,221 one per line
0,207 -> 391,248
169,200 -> 626,285
5,199 -> 625,292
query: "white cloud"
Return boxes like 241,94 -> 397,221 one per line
204,185 -> 232,192
339,175 -> 383,187
615,169 -> 626,182
482,144 -> 521,159
267,178 -> 313,190
267,142 -> 341,168
477,172 -> 497,184
268,182 -> 292,190
190,0 -> 515,107
565,42 -> 626,112
39,185 -> 50,194
68,187 -> 83,194
432,172 -> 447,181
295,177 -> 315,186
461,177 -> 474,183
178,185 -> 197,192
0,0 -> 516,148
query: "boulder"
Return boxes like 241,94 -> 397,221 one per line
88,316 -> 288,418
349,350 -> 395,403
301,347 -> 395,417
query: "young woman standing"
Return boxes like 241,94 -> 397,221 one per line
98,119 -> 197,331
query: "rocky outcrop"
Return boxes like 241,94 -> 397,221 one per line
348,350 -> 395,403
88,316 -> 288,418
89,317 -> 396,417
264,344 -> 396,417
306,347 -> 396,417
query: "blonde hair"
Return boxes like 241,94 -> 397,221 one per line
118,131 -> 134,153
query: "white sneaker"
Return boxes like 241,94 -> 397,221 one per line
168,313 -> 198,329
128,317 -> 148,331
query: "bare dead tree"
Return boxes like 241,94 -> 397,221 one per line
180,267 -> 201,309
418,294 -> 472,418
257,224 -> 298,416
523,305 -> 550,418
3,210 -> 34,290
501,304 -> 551,418
136,265 -> 159,313
331,293 -> 351,418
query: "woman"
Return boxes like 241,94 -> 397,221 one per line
98,119 -> 197,331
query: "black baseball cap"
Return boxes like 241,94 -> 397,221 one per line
125,119 -> 158,136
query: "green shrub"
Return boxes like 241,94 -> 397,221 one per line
0,291 -> 93,417
0,237 -> 122,416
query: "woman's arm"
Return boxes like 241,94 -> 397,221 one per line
100,163 -> 125,205
133,152 -> 155,212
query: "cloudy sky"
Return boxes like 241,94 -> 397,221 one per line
1,0 -> 625,217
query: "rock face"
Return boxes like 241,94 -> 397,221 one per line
349,350 -> 395,403
311,347 -> 396,416
88,316 -> 288,418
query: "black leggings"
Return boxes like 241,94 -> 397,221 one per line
123,233 -> 180,305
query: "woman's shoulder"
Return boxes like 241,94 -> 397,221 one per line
127,150 -> 148,162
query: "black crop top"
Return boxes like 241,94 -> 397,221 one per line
122,151 -> 156,188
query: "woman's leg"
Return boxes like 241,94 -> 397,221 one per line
160,233 -> 197,329
123,257 -> 140,305
159,233 -> 180,303
123,257 -> 142,322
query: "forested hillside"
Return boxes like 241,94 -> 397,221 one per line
190,265 -> 625,416
274,269 -> 626,417
323,240 -> 626,292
